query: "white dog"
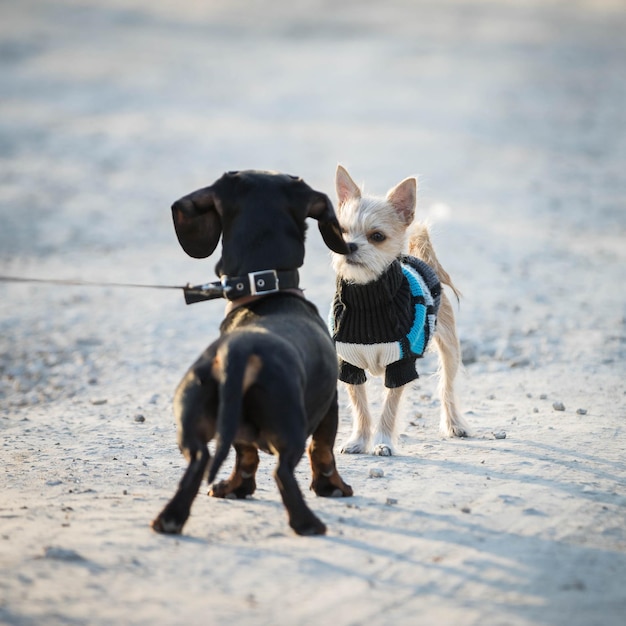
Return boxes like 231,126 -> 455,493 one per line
329,165 -> 470,455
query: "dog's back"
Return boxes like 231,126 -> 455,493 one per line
206,294 -> 339,474
408,222 -> 461,301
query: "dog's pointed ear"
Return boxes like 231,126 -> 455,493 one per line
386,177 -> 417,226
307,191 -> 351,255
336,165 -> 361,208
171,187 -> 222,258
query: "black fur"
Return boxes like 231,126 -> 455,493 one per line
152,171 -> 353,536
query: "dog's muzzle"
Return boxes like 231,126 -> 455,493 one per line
183,269 -> 300,305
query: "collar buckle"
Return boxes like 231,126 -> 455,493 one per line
248,269 -> 279,296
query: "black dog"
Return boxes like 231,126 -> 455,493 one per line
152,170 -> 354,536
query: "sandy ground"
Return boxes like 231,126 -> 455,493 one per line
1,0 -> 625,624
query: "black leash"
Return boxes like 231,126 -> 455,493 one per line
0,268 -> 299,305
0,274 -> 224,305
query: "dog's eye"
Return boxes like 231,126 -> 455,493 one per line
368,231 -> 386,243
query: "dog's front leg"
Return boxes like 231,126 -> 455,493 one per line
341,383 -> 371,454
372,386 -> 405,456
209,443 -> 259,499
151,447 -> 210,534
309,397 -> 353,498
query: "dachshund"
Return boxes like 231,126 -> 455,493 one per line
152,170 -> 353,536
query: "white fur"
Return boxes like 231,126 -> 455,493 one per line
331,165 -> 470,455
331,197 -> 409,283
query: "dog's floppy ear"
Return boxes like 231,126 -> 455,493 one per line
307,191 -> 351,255
171,188 -> 222,259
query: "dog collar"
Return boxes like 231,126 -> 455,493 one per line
183,269 -> 300,305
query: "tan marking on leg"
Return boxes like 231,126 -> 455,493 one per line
308,441 -> 353,497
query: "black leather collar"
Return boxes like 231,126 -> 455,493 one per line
222,269 -> 299,300
183,269 -> 300,304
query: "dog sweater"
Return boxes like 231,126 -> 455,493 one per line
329,256 -> 441,388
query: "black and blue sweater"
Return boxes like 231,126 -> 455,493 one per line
329,256 -> 441,388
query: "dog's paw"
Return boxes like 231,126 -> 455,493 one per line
209,476 -> 256,499
311,470 -> 353,498
451,426 -> 470,438
372,443 -> 393,456
151,515 -> 183,535
290,514 -> 327,536
440,412 -> 471,438
440,422 -> 471,438
341,438 -> 368,454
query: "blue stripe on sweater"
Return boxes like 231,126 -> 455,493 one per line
401,264 -> 428,357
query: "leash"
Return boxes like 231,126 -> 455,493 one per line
0,274 -> 224,305
0,268 -> 299,305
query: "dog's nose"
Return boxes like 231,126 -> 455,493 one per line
348,242 -> 358,253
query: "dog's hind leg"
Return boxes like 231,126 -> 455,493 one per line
372,386 -> 404,456
341,383 -> 371,454
434,291 -> 470,438
151,446 -> 210,534
309,395 -> 354,498
274,447 -> 327,536
209,443 -> 260,499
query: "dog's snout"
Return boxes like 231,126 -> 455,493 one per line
348,242 -> 358,253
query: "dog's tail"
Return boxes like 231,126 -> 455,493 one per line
207,343 -> 263,485
408,222 -> 461,302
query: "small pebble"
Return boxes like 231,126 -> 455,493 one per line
539,393 -> 548,400
493,431 -> 507,439
386,498 -> 398,506
134,414 -> 146,423
533,407 -> 539,413
409,416 -> 422,426
90,398 -> 107,406
576,408 -> 588,415
461,506 -> 471,514
369,468 -> 384,478
552,401 -> 566,411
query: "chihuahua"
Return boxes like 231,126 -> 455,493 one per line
329,165 -> 470,456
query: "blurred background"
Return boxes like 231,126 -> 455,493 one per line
2,0 -> 624,254
1,0 -> 625,407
